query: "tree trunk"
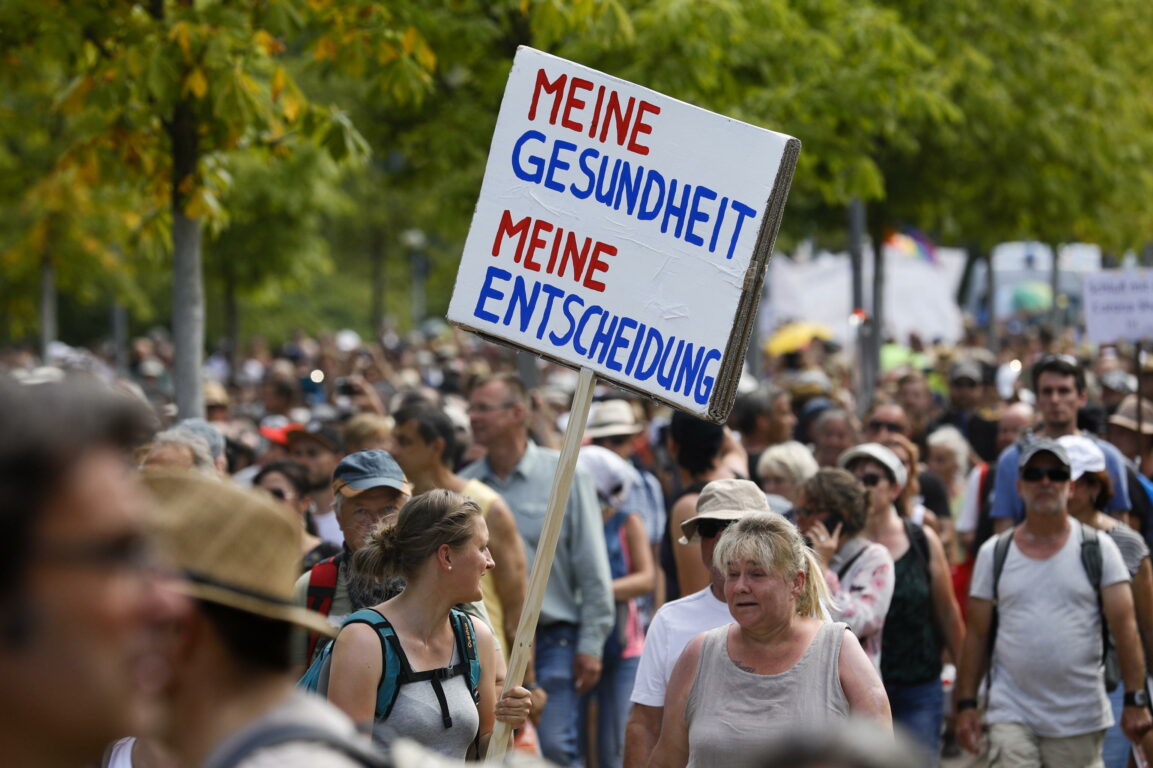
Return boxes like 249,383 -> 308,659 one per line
170,94 -> 204,419
848,198 -> 873,416
370,226 -> 385,335
1048,241 -> 1061,333
983,246 -> 997,353
111,302 -> 129,377
39,248 -> 57,361
224,262 -> 240,388
867,215 -> 887,404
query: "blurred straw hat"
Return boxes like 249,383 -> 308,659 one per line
143,470 -> 336,637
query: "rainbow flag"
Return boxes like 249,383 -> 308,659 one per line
884,226 -> 938,264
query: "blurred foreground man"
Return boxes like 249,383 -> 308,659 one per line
145,471 -> 387,767
0,377 -> 169,768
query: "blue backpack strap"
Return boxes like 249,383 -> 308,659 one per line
449,608 -> 482,706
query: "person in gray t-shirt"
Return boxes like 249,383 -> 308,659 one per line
955,438 -> 1151,766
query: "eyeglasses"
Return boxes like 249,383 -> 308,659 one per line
1020,466 -> 1071,483
696,519 -> 734,539
352,505 -> 401,521
856,472 -> 885,488
468,402 -> 517,414
867,419 -> 905,434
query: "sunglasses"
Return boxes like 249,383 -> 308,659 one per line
856,472 -> 885,488
696,519 -> 734,539
867,419 -> 905,434
1020,466 -> 1071,483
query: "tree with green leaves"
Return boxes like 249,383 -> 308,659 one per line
0,0 -> 435,415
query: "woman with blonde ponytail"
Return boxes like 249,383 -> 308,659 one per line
650,512 -> 891,768
326,489 -> 532,758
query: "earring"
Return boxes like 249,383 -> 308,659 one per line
448,565 -> 453,571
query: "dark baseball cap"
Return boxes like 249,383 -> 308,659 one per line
1017,437 -> 1070,470
286,421 -> 344,453
332,449 -> 410,498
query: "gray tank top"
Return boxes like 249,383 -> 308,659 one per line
371,642 -> 480,759
685,621 -> 850,768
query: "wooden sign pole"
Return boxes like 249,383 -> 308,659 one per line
486,366 -> 598,759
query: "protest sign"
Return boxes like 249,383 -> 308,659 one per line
448,46 -> 800,422
1083,270 -> 1153,343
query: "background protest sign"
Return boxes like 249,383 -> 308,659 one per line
1083,270 -> 1153,343
448,47 -> 800,422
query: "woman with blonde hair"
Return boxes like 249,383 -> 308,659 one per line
326,489 -> 531,757
651,512 -> 890,768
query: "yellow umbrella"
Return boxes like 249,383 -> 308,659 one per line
765,322 -> 832,357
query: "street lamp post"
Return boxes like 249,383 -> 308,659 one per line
402,228 -> 428,330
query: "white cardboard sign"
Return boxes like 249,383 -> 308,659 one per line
1083,270 -> 1153,343
448,47 -> 800,421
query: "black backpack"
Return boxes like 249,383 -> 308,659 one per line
987,523 -> 1120,691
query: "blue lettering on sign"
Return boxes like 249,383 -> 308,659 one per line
470,267 -> 721,405
508,128 -> 759,261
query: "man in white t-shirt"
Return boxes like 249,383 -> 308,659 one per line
955,438 -> 1151,767
622,479 -> 769,768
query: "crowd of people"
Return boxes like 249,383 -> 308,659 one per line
3,320 -> 1153,768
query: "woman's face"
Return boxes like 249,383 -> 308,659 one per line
256,471 -> 306,516
1070,476 -> 1100,514
450,515 -> 495,603
724,557 -> 800,630
849,459 -> 897,512
767,394 -> 798,445
927,445 -> 957,483
793,491 -> 825,538
760,470 -> 796,503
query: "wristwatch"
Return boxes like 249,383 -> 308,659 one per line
1124,690 -> 1149,708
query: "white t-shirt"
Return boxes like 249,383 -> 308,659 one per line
312,508 -> 344,547
970,523 -> 1129,738
955,465 -> 984,534
630,587 -> 733,707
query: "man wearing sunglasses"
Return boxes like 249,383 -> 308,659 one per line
990,355 -> 1131,535
624,479 -> 770,767
955,439 -> 1151,765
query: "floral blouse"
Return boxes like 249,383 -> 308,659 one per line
825,538 -> 895,671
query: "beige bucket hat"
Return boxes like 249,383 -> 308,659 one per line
679,478 -> 770,544
142,470 -> 337,638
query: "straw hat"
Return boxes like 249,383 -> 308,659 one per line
586,399 -> 643,440
142,471 -> 337,638
1108,395 -> 1153,436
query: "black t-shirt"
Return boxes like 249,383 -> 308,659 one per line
918,470 -> 950,519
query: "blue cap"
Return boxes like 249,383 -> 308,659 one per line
332,450 -> 409,497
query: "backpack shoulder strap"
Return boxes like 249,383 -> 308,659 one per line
348,608 -> 406,723
201,721 -> 390,768
304,557 -> 341,661
1080,522 -> 1103,588
835,544 -> 870,582
985,526 -> 1016,679
306,556 -> 340,613
991,526 -> 1015,603
449,608 -> 482,706
1078,523 -> 1111,667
